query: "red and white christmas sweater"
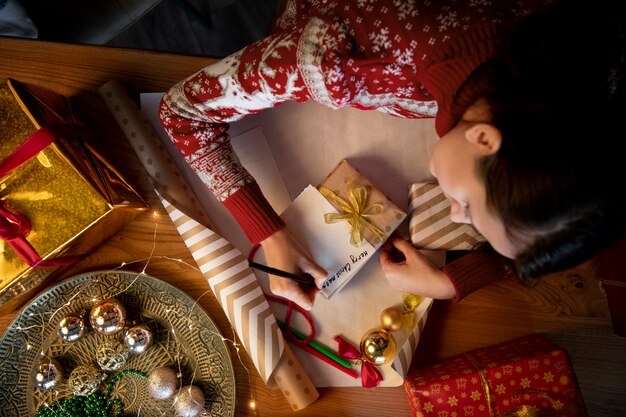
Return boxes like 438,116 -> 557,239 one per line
159,0 -> 549,300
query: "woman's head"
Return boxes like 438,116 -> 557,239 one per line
432,0 -> 626,281
430,107 -> 524,260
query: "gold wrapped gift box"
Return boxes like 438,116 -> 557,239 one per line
0,78 -> 148,313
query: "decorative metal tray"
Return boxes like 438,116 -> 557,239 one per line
0,270 -> 236,416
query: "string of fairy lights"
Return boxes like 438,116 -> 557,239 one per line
13,204 -> 422,416
12,209 -> 259,417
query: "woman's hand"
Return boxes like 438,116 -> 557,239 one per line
379,237 -> 456,300
260,229 -> 328,310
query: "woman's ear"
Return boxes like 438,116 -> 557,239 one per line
465,123 -> 501,155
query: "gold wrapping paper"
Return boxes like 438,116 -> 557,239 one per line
0,78 -> 148,313
318,159 -> 406,248
99,80 -> 319,411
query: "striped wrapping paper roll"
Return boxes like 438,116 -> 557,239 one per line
99,80 -> 319,411
159,194 -> 318,409
408,183 -> 484,251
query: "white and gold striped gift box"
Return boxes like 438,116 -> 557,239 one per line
408,183 -> 484,251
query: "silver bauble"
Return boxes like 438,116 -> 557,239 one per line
173,385 -> 205,417
58,313 -> 86,342
147,366 -> 178,400
89,298 -> 127,335
124,324 -> 153,354
68,364 -> 104,396
33,357 -> 63,390
96,339 -> 129,371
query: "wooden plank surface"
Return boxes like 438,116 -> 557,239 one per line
0,37 -> 624,417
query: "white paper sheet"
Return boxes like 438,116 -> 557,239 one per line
280,185 -> 378,298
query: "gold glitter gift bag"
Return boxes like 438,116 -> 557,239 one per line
0,78 -> 148,313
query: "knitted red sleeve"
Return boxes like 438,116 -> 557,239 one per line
159,0 -> 553,246
441,250 -> 511,302
222,182 -> 286,244
158,22 -> 315,244
158,13 -> 403,244
158,4 -> 444,244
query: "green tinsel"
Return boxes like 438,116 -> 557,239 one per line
35,369 -> 147,417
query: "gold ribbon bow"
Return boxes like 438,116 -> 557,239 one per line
318,184 -> 386,247
401,293 -> 423,329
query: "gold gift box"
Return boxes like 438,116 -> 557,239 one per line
0,78 -> 148,313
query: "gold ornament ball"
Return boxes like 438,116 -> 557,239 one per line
380,306 -> 404,331
96,339 -> 129,371
68,364 -> 104,396
89,298 -> 127,335
359,327 -> 397,365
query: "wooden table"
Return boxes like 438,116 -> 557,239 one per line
1,37 -> 625,417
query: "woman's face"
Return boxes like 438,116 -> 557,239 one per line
429,121 -> 520,258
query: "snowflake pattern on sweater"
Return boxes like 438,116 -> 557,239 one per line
159,0 -> 548,244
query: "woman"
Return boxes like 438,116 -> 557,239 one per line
159,0 -> 625,310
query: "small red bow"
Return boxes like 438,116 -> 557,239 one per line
333,335 -> 383,388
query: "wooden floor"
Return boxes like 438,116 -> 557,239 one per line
106,0 -> 281,58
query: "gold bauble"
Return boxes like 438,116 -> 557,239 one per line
380,306 -> 404,331
360,328 -> 397,365
89,298 -> 126,335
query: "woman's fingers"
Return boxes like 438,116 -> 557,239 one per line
300,261 -> 328,289
269,276 -> 316,310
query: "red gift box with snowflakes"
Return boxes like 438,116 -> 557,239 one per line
404,334 -> 587,417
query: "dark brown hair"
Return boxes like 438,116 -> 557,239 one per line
461,0 -> 626,281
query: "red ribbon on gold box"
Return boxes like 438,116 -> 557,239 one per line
0,78 -> 148,313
